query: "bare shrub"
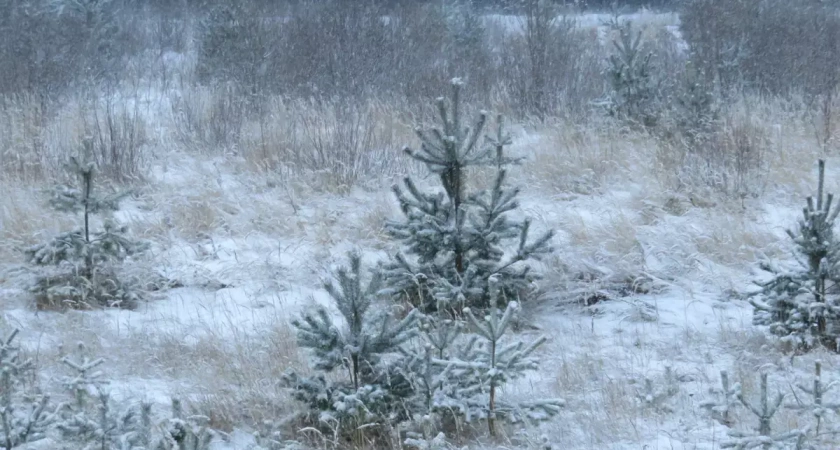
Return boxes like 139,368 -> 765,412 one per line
240,97 -> 413,193
495,10 -> 604,119
83,97 -> 149,183
0,94 -> 51,180
681,0 -> 840,99
196,1 -> 280,97
664,105 -> 771,198
0,3 -> 85,98
171,85 -> 244,153
190,0 -> 612,120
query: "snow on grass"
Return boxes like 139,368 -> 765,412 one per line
5,48 -> 840,450
3,127 -> 832,448
483,10 -> 679,36
3,130 -> 836,448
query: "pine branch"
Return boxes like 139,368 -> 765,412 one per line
786,361 -> 840,437
700,370 -> 741,426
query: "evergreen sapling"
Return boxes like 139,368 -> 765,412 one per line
25,155 -> 148,309
58,343 -> 216,450
383,79 -> 553,313
283,252 -> 418,437
403,414 -> 447,450
785,361 -> 840,443
635,366 -> 679,414
603,18 -> 659,128
750,160 -> 840,350
723,373 -> 808,450
0,329 -> 57,449
700,370 -> 741,426
444,277 -> 563,437
56,342 -> 118,443
154,398 -> 215,450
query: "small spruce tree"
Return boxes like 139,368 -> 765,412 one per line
383,79 -> 553,313
454,277 -> 563,436
57,343 -> 216,450
635,366 -> 680,414
785,361 -> 840,445
723,373 -> 808,450
603,19 -> 659,128
399,278 -> 563,438
672,63 -> 718,146
283,252 -> 418,440
0,329 -> 57,450
154,398 -> 215,450
25,154 -> 148,309
700,370 -> 742,426
750,160 -> 840,351
56,342 -> 123,445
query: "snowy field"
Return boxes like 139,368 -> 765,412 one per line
1,8 -> 838,450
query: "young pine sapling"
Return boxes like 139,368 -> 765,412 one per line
283,252 -> 418,438
724,373 -> 807,450
751,160 -> 840,351
700,370 -> 741,426
786,361 -> 840,441
454,277 -> 563,437
383,79 -> 553,313
25,155 -> 148,309
0,329 -> 57,450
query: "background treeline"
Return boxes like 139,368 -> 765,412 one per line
2,0 -> 840,190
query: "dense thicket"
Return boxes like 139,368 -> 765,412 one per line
681,0 -> 840,98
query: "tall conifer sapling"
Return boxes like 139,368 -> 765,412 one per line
383,79 -> 553,313
750,160 -> 840,350
283,252 -> 418,439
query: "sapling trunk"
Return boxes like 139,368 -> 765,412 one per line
488,335 -> 497,437
82,167 -> 93,280
815,361 -> 823,435
2,371 -> 12,450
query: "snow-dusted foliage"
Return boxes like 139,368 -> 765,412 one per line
153,399 -> 215,450
403,414 -> 447,450
0,329 -> 57,450
55,342 -> 144,449
750,160 -> 840,351
399,277 -> 562,438
671,64 -> 718,144
723,373 -> 809,450
635,366 -> 679,414
700,370 -> 742,426
455,277 -> 563,435
383,79 -> 553,313
603,19 -> 659,128
283,252 -> 419,437
56,343 -> 217,450
25,155 -> 148,309
785,361 -> 840,447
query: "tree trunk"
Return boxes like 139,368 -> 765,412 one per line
83,169 -> 93,280
488,337 -> 497,437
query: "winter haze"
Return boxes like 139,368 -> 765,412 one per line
1,0 -> 840,449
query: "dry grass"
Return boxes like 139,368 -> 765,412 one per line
522,119 -> 659,195
237,97 -> 416,194
0,92 -> 152,185
0,180 -> 73,261
22,295 -> 306,433
0,94 -> 80,181
0,23 -> 836,450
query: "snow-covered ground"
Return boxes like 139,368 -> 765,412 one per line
1,9 -> 838,450
4,121 -> 836,448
